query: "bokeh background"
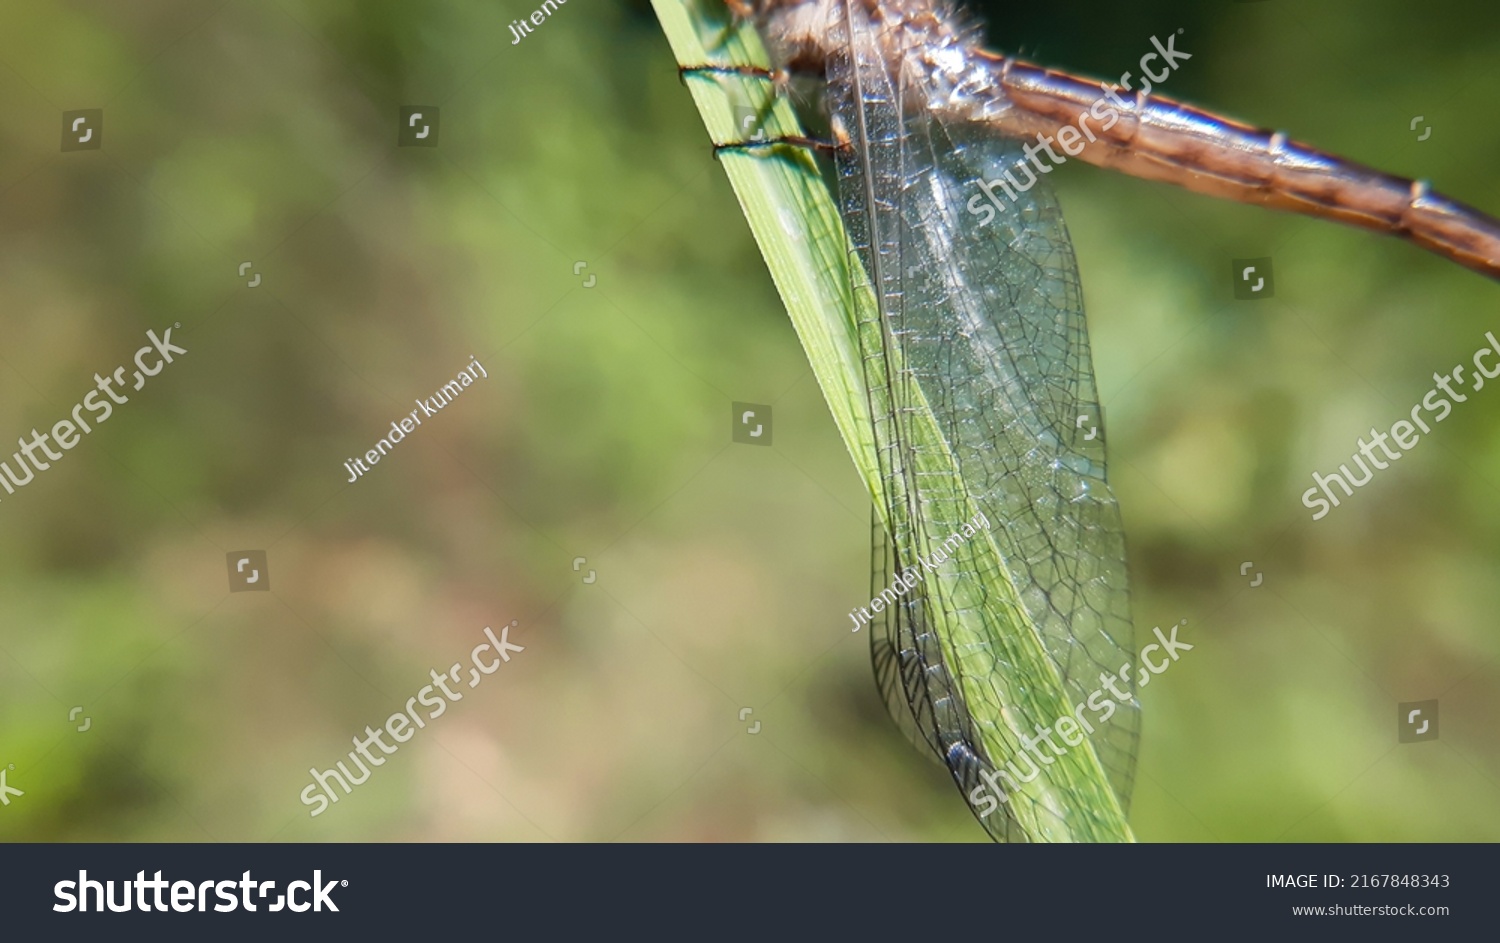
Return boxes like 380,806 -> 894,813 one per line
1,0 -> 1497,841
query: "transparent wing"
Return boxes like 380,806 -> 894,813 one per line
830,0 -> 1137,841
868,505 -> 936,759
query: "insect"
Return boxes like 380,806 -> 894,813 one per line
682,0 -> 1500,842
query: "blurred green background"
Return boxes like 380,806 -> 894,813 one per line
0,0 -> 1497,841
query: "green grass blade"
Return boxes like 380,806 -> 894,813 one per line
652,0 -> 1134,842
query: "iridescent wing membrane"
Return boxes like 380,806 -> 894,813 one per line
832,0 -> 1137,841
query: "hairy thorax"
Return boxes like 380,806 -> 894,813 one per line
748,0 -> 1002,122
